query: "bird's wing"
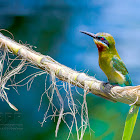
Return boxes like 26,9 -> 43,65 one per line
112,57 -> 128,75
112,57 -> 132,86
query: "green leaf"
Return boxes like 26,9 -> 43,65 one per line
122,105 -> 139,140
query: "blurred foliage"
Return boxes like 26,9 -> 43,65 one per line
123,106 -> 139,140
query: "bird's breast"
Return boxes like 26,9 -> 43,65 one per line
99,56 -> 125,85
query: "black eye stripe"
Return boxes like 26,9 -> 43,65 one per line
103,40 -> 109,46
97,37 -> 109,46
97,37 -> 105,40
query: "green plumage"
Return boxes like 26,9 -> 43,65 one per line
81,31 -> 132,87
111,57 -> 132,86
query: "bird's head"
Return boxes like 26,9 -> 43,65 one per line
80,31 -> 115,52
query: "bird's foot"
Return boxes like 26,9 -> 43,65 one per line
102,82 -> 117,89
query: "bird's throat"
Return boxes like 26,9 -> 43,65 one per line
94,40 -> 108,52
96,43 -> 106,52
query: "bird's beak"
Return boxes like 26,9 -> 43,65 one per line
80,31 -> 108,51
80,30 -> 98,46
80,31 -> 96,39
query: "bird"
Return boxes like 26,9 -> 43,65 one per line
80,31 -> 132,87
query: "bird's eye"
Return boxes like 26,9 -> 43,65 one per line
100,37 -> 105,41
97,36 -> 109,46
97,37 -> 105,41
